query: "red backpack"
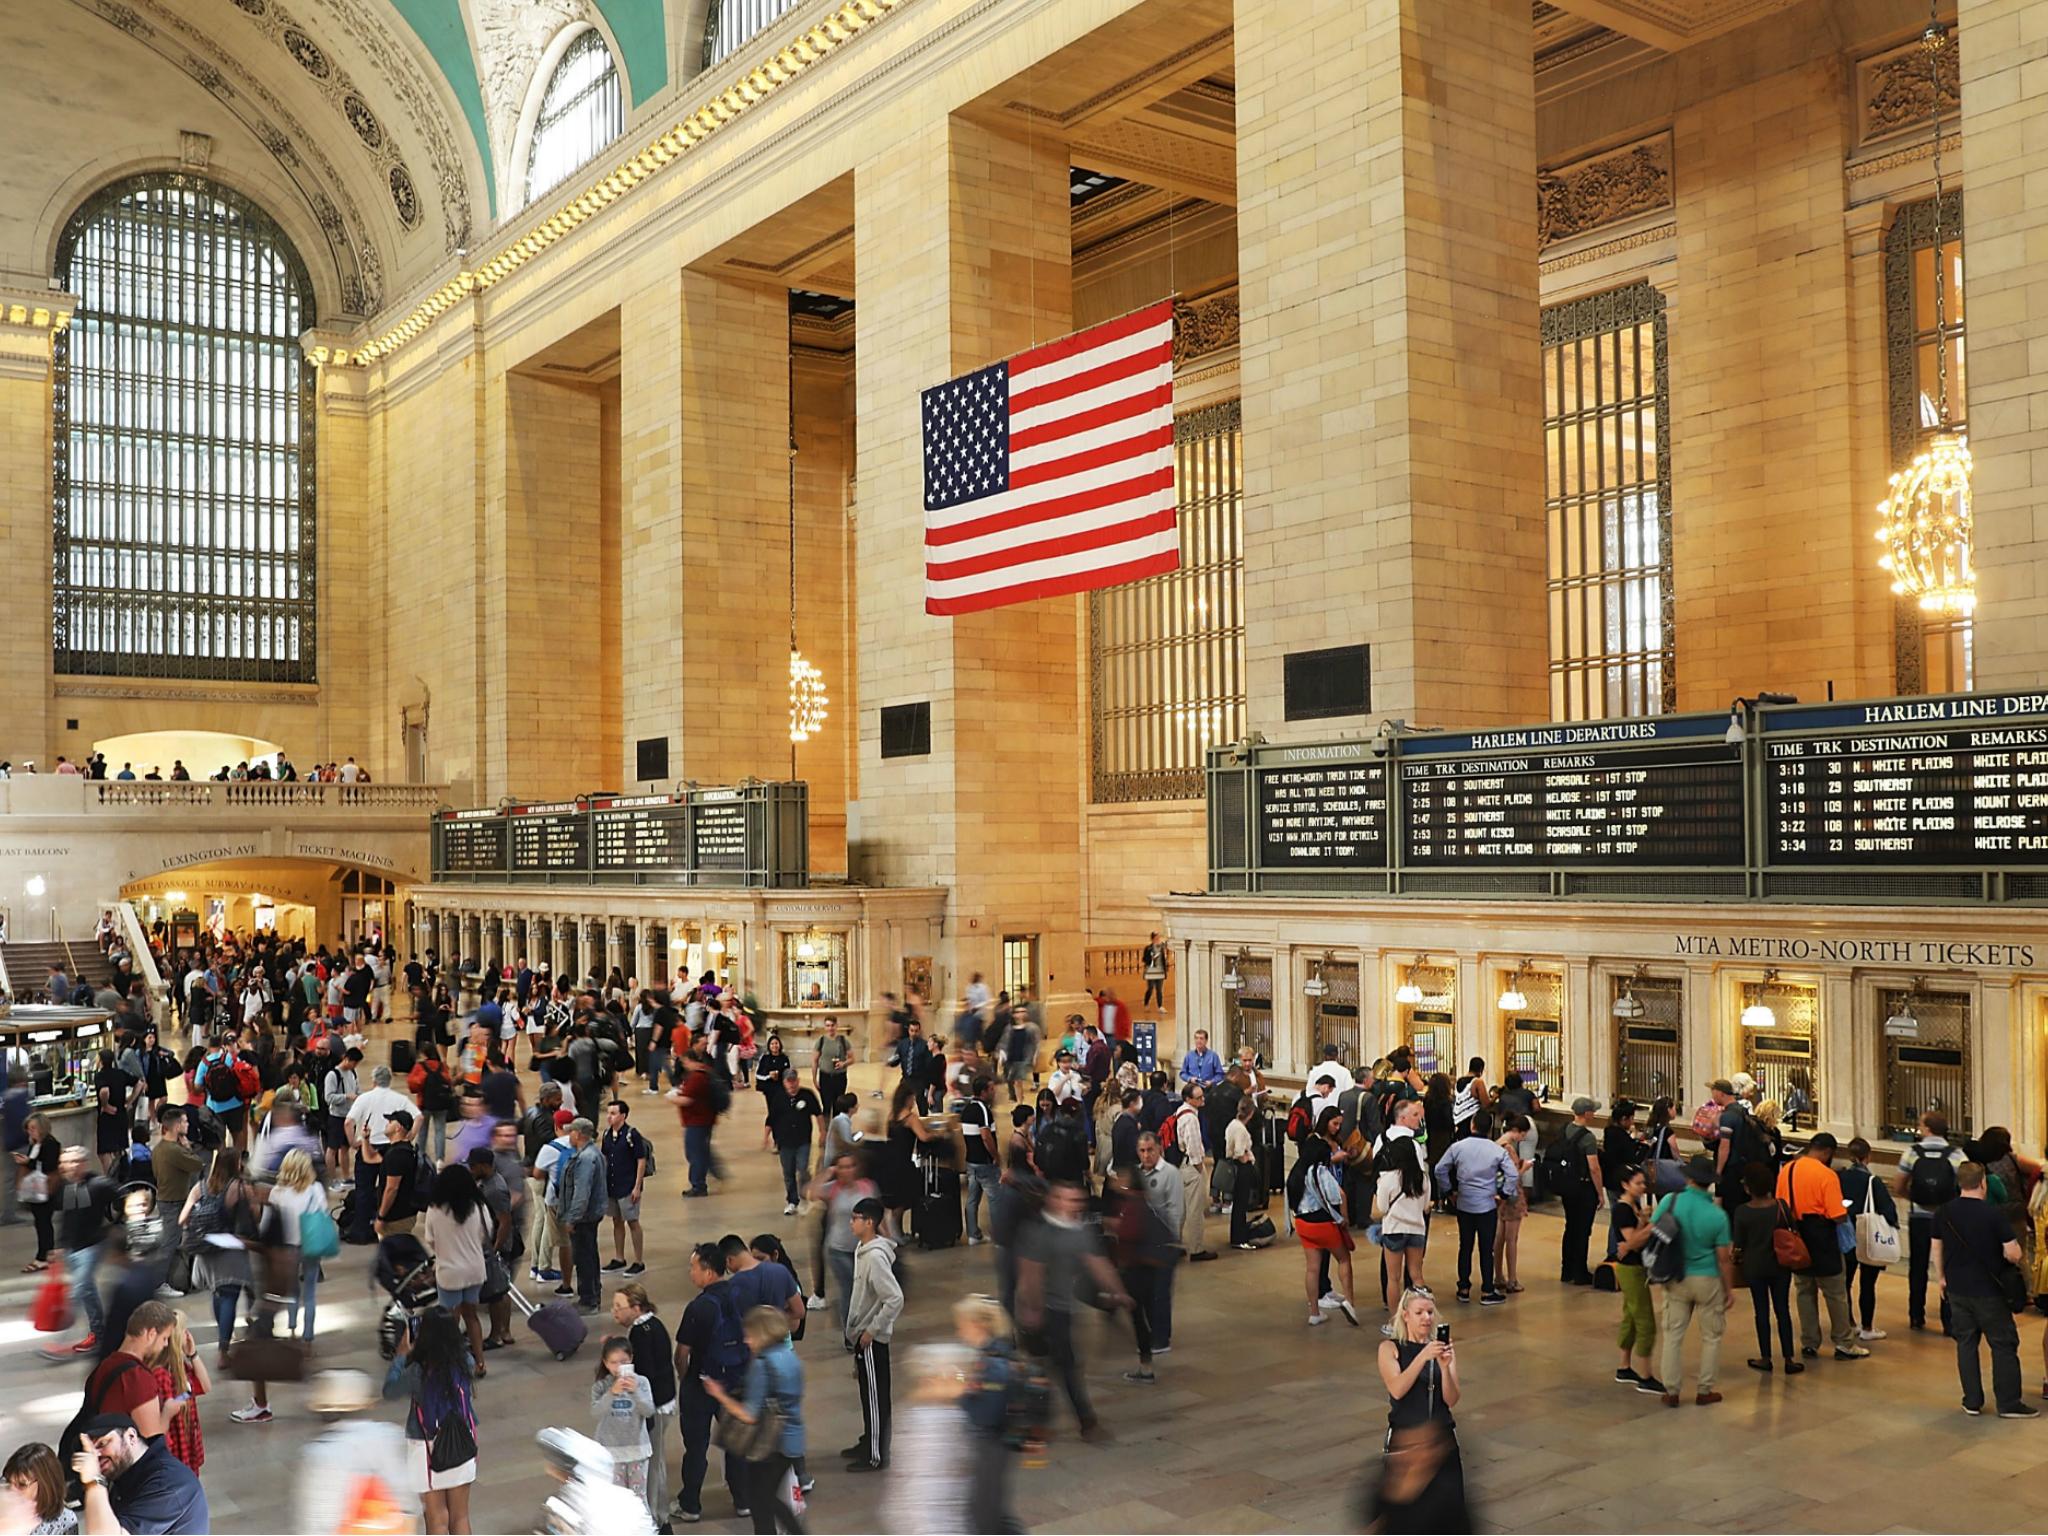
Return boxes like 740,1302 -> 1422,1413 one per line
1160,1105 -> 1191,1166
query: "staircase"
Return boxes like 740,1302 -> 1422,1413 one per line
1,938 -> 118,1002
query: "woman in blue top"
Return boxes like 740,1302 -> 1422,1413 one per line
703,1305 -> 806,1534
382,1306 -> 478,1534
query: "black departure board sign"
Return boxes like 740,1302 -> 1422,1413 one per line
1255,752 -> 1388,868
592,795 -> 690,872
430,782 -> 808,888
690,793 -> 748,872
509,802 -> 587,873
1764,692 -> 2048,866
1399,722 -> 1744,869
436,811 -> 506,875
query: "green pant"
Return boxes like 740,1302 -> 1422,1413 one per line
1615,1262 -> 1655,1356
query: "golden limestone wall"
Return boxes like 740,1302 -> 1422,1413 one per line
1236,0 -> 1547,735
0,319 -> 53,767
793,349 -> 855,872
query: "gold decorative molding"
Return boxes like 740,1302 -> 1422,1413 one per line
1859,34 -> 1960,147
311,0 -> 906,368
1540,219 -> 1676,276
1172,287 -> 1237,366
0,284 -> 75,334
1538,133 -> 1672,251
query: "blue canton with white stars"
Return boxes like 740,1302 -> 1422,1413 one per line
922,362 -> 1010,513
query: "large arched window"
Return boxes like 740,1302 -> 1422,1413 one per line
704,0 -> 806,69
53,173 -> 317,683
525,28 -> 624,205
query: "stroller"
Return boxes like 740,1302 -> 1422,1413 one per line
373,1233 -> 440,1360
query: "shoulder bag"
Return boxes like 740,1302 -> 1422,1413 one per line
420,1393 -> 479,1472
1771,1200 -> 1813,1271
1854,1172 -> 1901,1266
715,1396 -> 784,1461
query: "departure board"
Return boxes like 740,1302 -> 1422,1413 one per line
437,813 -> 506,875
508,802 -> 588,873
1398,725 -> 1744,869
592,795 -> 689,872
690,795 -> 748,871
1764,695 -> 2048,865
1255,756 -> 1388,868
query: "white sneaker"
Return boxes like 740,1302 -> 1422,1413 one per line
1307,1313 -> 1328,1327
783,1203 -> 798,1216
1317,1294 -> 1344,1310
230,1403 -> 272,1424
1860,1327 -> 1888,1341
804,1293 -> 828,1311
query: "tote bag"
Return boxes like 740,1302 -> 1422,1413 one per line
1854,1173 -> 1901,1266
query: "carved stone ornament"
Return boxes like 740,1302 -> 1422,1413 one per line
1537,133 -> 1673,251
1172,288 -> 1238,366
1861,35 -> 1960,144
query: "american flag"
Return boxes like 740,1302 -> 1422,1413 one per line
921,300 -> 1177,615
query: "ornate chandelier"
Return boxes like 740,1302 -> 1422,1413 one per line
788,648 -> 827,743
1876,6 -> 1973,617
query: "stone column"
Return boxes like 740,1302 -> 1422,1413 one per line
1958,0 -> 2048,681
852,113 -> 1082,997
618,272 -> 687,789
1235,0 -> 1545,732
305,340 -> 379,773
0,297 -> 57,767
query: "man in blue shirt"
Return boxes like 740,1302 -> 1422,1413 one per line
72,1413 -> 209,1534
599,1099 -> 649,1278
1434,1128 -> 1520,1304
1178,1030 -> 1224,1089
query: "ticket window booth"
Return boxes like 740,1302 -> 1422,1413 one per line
784,930 -> 850,1010
1307,957 -> 1360,1069
1497,965 -> 1563,1101
1396,960 -> 1457,1077
1739,973 -> 1820,1128
1614,973 -> 1684,1106
1222,951 -> 1274,1066
1879,984 -> 1971,1141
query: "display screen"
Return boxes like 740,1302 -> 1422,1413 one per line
438,816 -> 505,874
1255,759 -> 1389,868
1766,725 -> 2048,865
691,797 -> 748,871
1399,742 -> 1745,868
509,805 -> 587,872
593,797 -> 689,871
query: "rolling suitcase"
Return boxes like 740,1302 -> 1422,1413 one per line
390,1037 -> 415,1075
511,1281 -> 587,1360
1256,1114 -> 1287,1204
916,1162 -> 963,1250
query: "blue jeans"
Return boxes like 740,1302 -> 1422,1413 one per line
965,1163 -> 999,1242
284,1254 -> 320,1340
685,1125 -> 712,1194
420,1111 -> 447,1164
212,1283 -> 242,1348
67,1241 -> 106,1338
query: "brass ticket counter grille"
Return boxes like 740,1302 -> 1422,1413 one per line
1739,974 -> 1820,1128
1398,960 -> 1458,1078
1614,971 -> 1683,1106
1879,983 -> 1970,1141
1220,950 -> 1273,1065
1307,956 -> 1360,1067
1499,965 -> 1563,1101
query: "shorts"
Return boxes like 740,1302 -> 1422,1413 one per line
403,1439 -> 477,1493
215,1104 -> 248,1141
1380,1229 -> 1427,1254
440,1282 -> 484,1308
1296,1218 -> 1354,1254
343,1006 -> 364,1024
322,1115 -> 350,1150
608,1195 -> 641,1223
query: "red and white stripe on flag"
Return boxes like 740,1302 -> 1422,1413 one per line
920,299 -> 1177,616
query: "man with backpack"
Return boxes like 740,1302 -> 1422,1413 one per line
1164,1086 -> 1214,1261
1896,1110 -> 1967,1334
674,1240 -> 753,1522
1545,1098 -> 1604,1285
1654,1155 -> 1736,1407
195,1033 -> 259,1152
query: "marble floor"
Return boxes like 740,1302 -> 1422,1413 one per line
2,1089 -> 2042,1534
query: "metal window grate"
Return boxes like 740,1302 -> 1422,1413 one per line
1740,979 -> 1819,1120
1615,974 -> 1683,1106
1225,954 -> 1273,1065
1505,969 -> 1564,1098
1541,281 -> 1674,720
1879,986 -> 1970,1139
704,0 -> 806,68
1089,401 -> 1246,802
53,173 -> 317,683
1884,194 -> 1971,695
1309,961 -> 1360,1067
526,28 -> 625,205
1400,963 -> 1458,1078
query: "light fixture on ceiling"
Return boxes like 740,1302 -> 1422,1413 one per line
708,936 -> 725,955
1875,1 -> 1974,617
1303,952 -> 1331,1000
1395,954 -> 1428,1007
796,932 -> 818,961
1741,968 -> 1781,1030
1221,946 -> 1248,992
166,890 -> 186,903
1886,977 -> 1924,1035
1613,965 -> 1648,1020
1497,961 -> 1530,1014
22,875 -> 45,898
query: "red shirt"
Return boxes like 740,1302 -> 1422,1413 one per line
676,1066 -> 718,1129
85,1349 -> 162,1423
151,1364 -> 205,1471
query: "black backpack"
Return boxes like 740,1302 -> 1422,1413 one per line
1541,1128 -> 1590,1193
1909,1148 -> 1959,1209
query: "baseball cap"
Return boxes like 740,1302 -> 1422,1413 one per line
81,1412 -> 138,1437
553,1108 -> 575,1129
1684,1154 -> 1716,1186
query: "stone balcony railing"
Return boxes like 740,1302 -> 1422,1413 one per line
0,777 -> 447,816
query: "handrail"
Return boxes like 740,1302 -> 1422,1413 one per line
113,899 -> 171,1035
90,781 -> 446,810
0,947 -> 11,1015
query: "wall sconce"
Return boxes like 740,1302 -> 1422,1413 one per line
1741,968 -> 1780,1030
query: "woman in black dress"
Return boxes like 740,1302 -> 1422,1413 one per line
1371,1287 -> 1464,1531
883,1075 -> 940,1238
758,1033 -> 793,1145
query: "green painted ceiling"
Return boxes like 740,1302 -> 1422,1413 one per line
386,0 -> 668,217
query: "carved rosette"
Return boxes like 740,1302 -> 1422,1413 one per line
1537,134 -> 1673,251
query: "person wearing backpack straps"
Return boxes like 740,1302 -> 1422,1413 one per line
1896,1111 -> 1967,1334
1548,1099 -> 1604,1286
1655,1155 -> 1736,1407
674,1241 -> 753,1522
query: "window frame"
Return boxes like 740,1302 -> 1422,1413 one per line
1540,279 -> 1675,721
523,26 -> 626,208
51,171 -> 318,684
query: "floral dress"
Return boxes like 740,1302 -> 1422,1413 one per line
151,1364 -> 205,1472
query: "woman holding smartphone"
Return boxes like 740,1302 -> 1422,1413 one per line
1376,1288 -> 1462,1511
148,1312 -> 212,1472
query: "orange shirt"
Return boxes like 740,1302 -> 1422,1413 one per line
1776,1155 -> 1847,1221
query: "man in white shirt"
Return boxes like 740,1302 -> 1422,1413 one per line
1046,1051 -> 1086,1107
338,757 -> 362,783
1170,1086 -> 1213,1262
345,1064 -> 417,1152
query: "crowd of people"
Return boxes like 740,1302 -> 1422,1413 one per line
0,755 -> 370,783
13,937 -> 2048,1534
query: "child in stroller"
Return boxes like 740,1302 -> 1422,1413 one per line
373,1233 -> 441,1359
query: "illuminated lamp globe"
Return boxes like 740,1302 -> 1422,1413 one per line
1394,978 -> 1425,1006
1740,1000 -> 1777,1030
1874,429 -> 1976,617
788,650 -> 828,744
1497,985 -> 1528,1012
